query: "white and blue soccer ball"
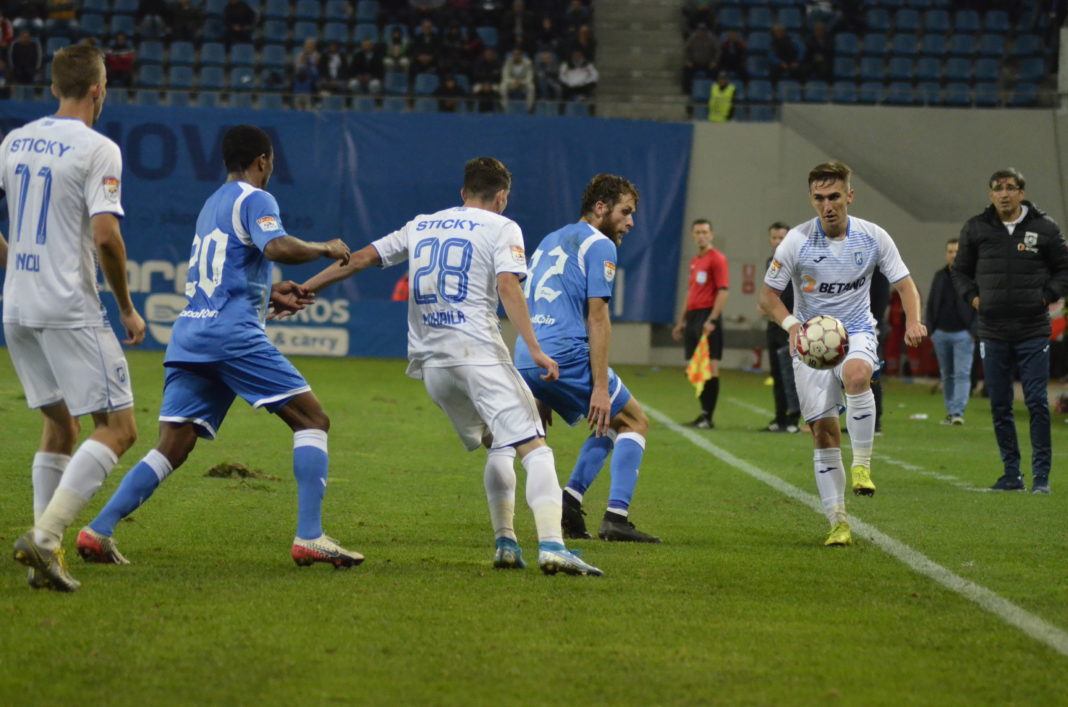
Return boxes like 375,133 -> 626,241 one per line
797,315 -> 849,369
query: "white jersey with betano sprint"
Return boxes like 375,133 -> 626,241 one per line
372,205 -> 528,377
0,116 -> 125,328
764,216 -> 909,334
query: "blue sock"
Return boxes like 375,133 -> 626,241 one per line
293,430 -> 328,540
89,449 -> 173,536
567,434 -> 614,495
607,433 -> 646,514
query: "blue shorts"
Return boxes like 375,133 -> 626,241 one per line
519,360 -> 632,426
159,348 -> 311,439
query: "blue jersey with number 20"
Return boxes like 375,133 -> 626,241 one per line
515,221 -> 617,368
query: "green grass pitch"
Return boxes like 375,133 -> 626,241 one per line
1,350 -> 1065,704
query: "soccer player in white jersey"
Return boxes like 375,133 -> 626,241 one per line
301,157 -> 603,576
760,162 -> 926,547
515,174 -> 661,543
1,45 -> 145,592
78,125 -> 365,571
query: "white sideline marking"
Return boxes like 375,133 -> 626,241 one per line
647,404 -> 1068,658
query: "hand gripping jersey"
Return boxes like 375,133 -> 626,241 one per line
0,116 -> 124,328
372,205 -> 528,378
514,221 -> 618,369
165,181 -> 287,363
764,216 -> 909,335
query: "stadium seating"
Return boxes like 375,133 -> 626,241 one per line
384,72 -> 409,95
203,0 -> 227,18
170,42 -> 196,67
778,80 -> 801,103
916,81 -> 942,106
858,81 -> 884,104
199,43 -> 227,68
109,15 -> 137,38
832,57 -> 857,81
691,78 -> 714,102
974,82 -> 1000,107
293,22 -> 320,44
112,0 -> 139,16
263,0 -> 290,22
381,96 -> 409,112
230,93 -> 254,109
135,90 -> 161,106
199,66 -> 226,92
564,102 -> 592,118
354,24 -> 379,44
139,42 -> 165,65
260,93 -> 286,111
321,95 -> 347,111
747,32 -> 771,56
167,66 -> 195,90
169,91 -> 192,107
325,0 -> 352,23
832,81 -> 857,104
944,82 -> 973,106
414,97 -> 439,113
977,34 -> 1005,58
885,82 -> 916,105
833,33 -> 859,57
747,7 -> 773,32
137,65 -> 164,89
802,81 -> 829,103
356,0 -> 379,23
295,0 -> 322,22
414,73 -> 440,95
324,23 -> 350,46
352,96 -> 377,112
230,44 -> 256,68
887,57 -> 913,82
260,44 -> 289,71
230,68 -> 257,91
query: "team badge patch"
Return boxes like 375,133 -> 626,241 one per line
696,270 -> 708,285
768,259 -> 782,277
511,245 -> 526,265
1024,231 -> 1038,248
256,215 -> 281,232
101,176 -> 120,202
853,251 -> 864,265
603,261 -> 616,282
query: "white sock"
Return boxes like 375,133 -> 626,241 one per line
845,390 -> 875,468
143,448 -> 175,483
32,452 -> 69,523
563,487 -> 583,504
35,439 -> 118,548
814,447 -> 846,526
521,446 -> 564,545
484,447 -> 517,541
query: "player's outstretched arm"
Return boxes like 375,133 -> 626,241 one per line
264,235 -> 350,266
497,272 -> 559,382
893,275 -> 928,347
586,297 -> 612,437
92,213 -> 145,346
301,244 -> 383,294
759,284 -> 799,352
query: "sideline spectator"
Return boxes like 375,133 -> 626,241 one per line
0,11 -> 14,48
562,0 -> 590,33
382,26 -> 411,75
222,0 -> 256,47
348,36 -> 384,94
927,238 -> 976,426
499,45 -> 534,110
10,0 -> 46,33
434,73 -> 467,112
534,48 -> 560,100
293,37 -> 320,109
566,23 -> 596,61
806,1 -> 839,29
500,0 -> 537,50
535,15 -> 559,55
7,29 -> 42,84
105,32 -> 135,87
470,46 -> 501,112
706,70 -> 735,122
763,222 -> 800,432
559,49 -> 597,102
682,0 -> 714,31
719,29 -> 747,79
319,41 -> 349,94
770,23 -> 803,82
803,21 -> 834,81
169,0 -> 203,42
137,0 -> 170,39
439,23 -> 470,77
682,22 -> 718,94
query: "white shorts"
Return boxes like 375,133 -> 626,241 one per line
422,363 -> 544,451
4,323 -> 133,417
792,330 -> 879,423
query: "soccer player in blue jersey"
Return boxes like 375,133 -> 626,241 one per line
515,174 -> 661,543
77,125 -> 365,569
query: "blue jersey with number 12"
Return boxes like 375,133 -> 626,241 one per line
515,221 -> 617,368
166,181 -> 287,363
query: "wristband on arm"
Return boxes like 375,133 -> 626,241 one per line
780,314 -> 800,332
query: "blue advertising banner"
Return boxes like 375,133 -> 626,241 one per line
0,102 -> 693,358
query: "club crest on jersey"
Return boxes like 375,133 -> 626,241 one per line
853,251 -> 864,265
101,176 -> 120,202
768,259 -> 782,277
696,270 -> 708,285
511,245 -> 526,265
603,261 -> 616,282
257,215 -> 281,232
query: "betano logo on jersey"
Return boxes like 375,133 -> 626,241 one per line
604,261 -> 616,282
801,274 -> 867,294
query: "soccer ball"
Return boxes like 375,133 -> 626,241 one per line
796,315 -> 848,369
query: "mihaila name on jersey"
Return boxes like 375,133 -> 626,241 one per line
422,310 -> 467,327
801,274 -> 867,295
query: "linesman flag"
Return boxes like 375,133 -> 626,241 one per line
686,333 -> 713,397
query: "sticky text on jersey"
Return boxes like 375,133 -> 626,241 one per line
415,219 -> 483,232
8,138 -> 73,157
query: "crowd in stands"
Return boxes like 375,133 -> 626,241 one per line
683,0 -> 1062,121
0,0 -> 597,113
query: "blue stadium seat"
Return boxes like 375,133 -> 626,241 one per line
920,34 -> 946,56
112,0 -> 139,16
260,93 -> 286,110
885,82 -> 916,105
894,9 -> 920,32
1012,35 -> 1042,58
564,102 -> 591,118
859,57 -> 885,81
293,22 -> 319,44
944,82 -> 972,106
717,7 -> 744,31
199,43 -> 227,67
169,41 -> 196,66
230,92 -> 254,109
879,0 -> 905,8
833,33 -> 859,57
748,7 -> 773,31
953,10 -> 980,33
890,34 -> 917,56
325,0 -> 351,22
475,26 -> 498,48
352,95 -> 377,112
777,7 -> 802,30
1008,82 -> 1039,107
948,34 -> 976,57
691,78 -> 714,101
168,91 -> 191,107
832,81 -> 857,104
79,13 -> 106,38
832,57 -> 857,80
916,81 -> 942,105
1016,57 -> 1046,83
914,57 -> 941,81
196,92 -> 220,108
167,65 -> 195,89
414,73 -> 440,95
260,44 -> 288,69
802,80 -> 829,102
199,66 -> 226,91
262,21 -> 288,44
858,81 -> 883,104
384,71 -> 409,95
354,24 -> 379,44
861,33 -> 887,56
321,95 -> 347,110
82,0 -> 107,13
356,0 -> 379,23
230,67 -> 257,91
974,82 -> 1000,107
746,79 -> 773,103
139,41 -> 164,65
137,64 -> 164,88
691,103 -> 708,121
203,0 -> 227,18
109,15 -> 137,38
747,31 -> 771,55
977,34 -> 1005,57
887,57 -> 913,81
535,101 -> 559,117
746,55 -> 770,79
906,0 -> 934,7
414,97 -> 439,113
12,85 -> 37,101
778,80 -> 802,102
135,90 -> 161,106
865,9 -> 890,32
747,106 -> 775,122
323,23 -> 350,46
922,9 -> 949,33
202,18 -> 225,42
45,36 -> 69,57
944,57 -> 972,81
974,58 -> 999,82
294,0 -> 321,22
984,10 -> 1009,33
453,74 -> 470,93
381,97 -> 409,112
504,100 -> 527,114
263,0 -> 289,21
230,43 -> 256,68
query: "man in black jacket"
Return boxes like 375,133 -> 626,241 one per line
952,168 -> 1068,493
928,238 -> 977,425
764,221 -> 800,432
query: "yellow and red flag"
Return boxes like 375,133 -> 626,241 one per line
686,333 -> 712,396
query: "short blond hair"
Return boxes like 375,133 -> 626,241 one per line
52,44 -> 105,100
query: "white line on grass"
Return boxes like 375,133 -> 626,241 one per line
646,403 -> 1068,658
